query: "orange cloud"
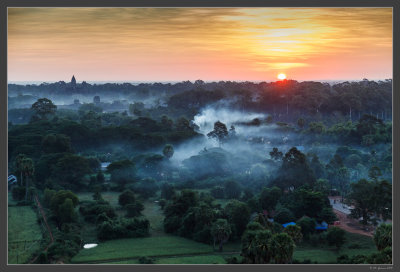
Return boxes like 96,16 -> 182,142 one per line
8,8 -> 392,82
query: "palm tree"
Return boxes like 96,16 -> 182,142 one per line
254,230 -> 272,264
211,219 -> 231,252
15,154 -> 26,186
21,158 -> 34,201
268,233 -> 295,264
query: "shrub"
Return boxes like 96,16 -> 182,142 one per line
347,243 -> 362,249
133,178 -> 159,199
283,225 -> 303,244
296,217 -> 316,239
326,227 -> 346,250
79,201 -> 116,223
138,256 -> 154,264
126,202 -> 144,218
160,183 -> 175,200
225,257 -> 239,264
118,190 -> 136,206
274,208 -> 295,224
211,186 -> 224,199
374,223 -> 392,251
309,233 -> 326,246
97,217 -> 150,241
12,186 -> 26,201
224,180 -> 241,199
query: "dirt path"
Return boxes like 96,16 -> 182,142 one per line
29,194 -> 54,263
333,209 -> 373,237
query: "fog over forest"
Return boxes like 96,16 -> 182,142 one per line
7,78 -> 392,265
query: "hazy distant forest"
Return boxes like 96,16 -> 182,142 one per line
8,78 -> 392,264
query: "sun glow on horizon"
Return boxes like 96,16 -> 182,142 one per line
277,73 -> 287,80
7,8 -> 392,81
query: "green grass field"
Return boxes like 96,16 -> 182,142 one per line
293,232 -> 379,263
107,255 -> 228,264
71,235 -> 214,263
8,206 -> 43,264
77,191 -> 121,207
155,255 -> 227,264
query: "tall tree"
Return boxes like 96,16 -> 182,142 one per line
207,121 -> 228,146
31,98 -> 57,121
269,147 -> 283,161
259,186 -> 282,213
162,144 -> 174,159
272,147 -> 316,189
224,200 -> 251,238
347,179 -> 375,225
14,154 -> 26,186
211,219 -> 232,252
21,157 -> 34,201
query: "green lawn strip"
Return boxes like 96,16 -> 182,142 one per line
105,254 -> 229,264
8,206 -> 43,264
155,254 -> 228,264
104,259 -> 140,264
71,236 -> 214,263
293,232 -> 379,264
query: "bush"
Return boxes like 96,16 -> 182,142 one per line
225,256 -> 239,264
164,215 -> 181,233
126,202 -> 144,218
133,178 -> 159,199
43,188 -> 56,207
317,207 -> 338,225
95,212 -> 111,225
97,217 -> 150,241
35,252 -> 48,264
326,227 -> 346,250
159,199 -> 167,210
347,243 -> 362,249
224,180 -> 241,199
211,186 -> 224,199
309,233 -> 326,246
274,208 -> 295,224
79,201 -> 116,223
337,254 -> 350,264
138,256 -> 154,264
12,186 -> 26,201
160,183 -> 175,200
118,190 -> 136,206
47,239 -> 80,260
374,223 -> 392,251
283,225 -> 303,244
296,217 -> 316,239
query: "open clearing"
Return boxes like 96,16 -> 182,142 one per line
71,235 -> 214,263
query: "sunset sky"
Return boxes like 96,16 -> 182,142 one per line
8,8 -> 392,82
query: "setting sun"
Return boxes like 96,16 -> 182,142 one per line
277,73 -> 287,80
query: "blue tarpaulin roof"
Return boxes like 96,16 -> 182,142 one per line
282,222 -> 296,228
315,221 -> 328,230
